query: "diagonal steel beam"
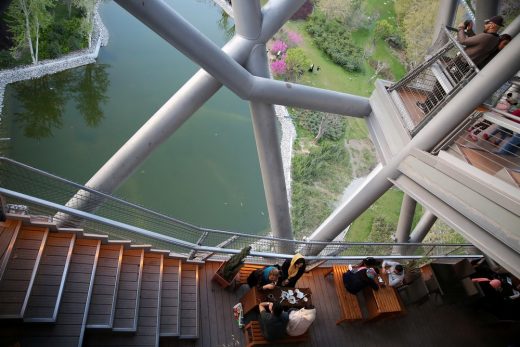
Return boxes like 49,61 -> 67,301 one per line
114,0 -> 371,117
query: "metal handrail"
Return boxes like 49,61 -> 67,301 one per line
0,157 -> 480,261
0,187 -> 481,262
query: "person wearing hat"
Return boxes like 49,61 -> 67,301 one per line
417,15 -> 504,114
456,15 -> 503,67
342,267 -> 379,294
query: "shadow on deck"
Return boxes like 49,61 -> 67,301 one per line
163,262 -> 519,347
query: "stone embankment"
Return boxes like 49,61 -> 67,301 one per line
0,1 -> 108,117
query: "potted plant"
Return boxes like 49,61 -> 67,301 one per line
213,246 -> 252,288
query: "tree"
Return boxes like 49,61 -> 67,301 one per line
285,47 -> 310,81
73,0 -> 96,48
6,0 -> 55,64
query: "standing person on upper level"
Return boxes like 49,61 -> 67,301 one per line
382,260 -> 405,287
456,15 -> 503,67
278,254 -> 306,287
417,16 -> 503,114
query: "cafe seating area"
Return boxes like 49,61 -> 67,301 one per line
226,259 -> 520,346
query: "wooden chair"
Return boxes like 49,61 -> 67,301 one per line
243,321 -> 309,347
326,265 -> 363,324
235,264 -> 265,290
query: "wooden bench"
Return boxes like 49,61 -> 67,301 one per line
243,320 -> 309,347
235,264 -> 265,290
326,264 -> 363,324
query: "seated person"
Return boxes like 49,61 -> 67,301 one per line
342,267 -> 379,294
259,301 -> 289,341
278,254 -> 306,287
353,257 -> 382,273
382,260 -> 405,287
247,266 -> 280,290
286,304 -> 316,337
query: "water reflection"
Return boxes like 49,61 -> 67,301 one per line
73,64 -> 110,127
12,63 -> 110,139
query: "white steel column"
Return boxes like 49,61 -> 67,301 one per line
431,0 -> 458,45
395,194 -> 417,243
409,211 -> 438,243
247,44 -> 294,251
235,0 -> 294,249
308,33 -> 520,249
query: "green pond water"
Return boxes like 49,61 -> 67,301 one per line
2,0 -> 270,234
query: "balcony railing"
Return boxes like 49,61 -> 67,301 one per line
388,27 -> 479,136
432,108 -> 520,187
0,157 -> 479,263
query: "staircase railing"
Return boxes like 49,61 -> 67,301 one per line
387,27 -> 479,136
0,157 -> 480,262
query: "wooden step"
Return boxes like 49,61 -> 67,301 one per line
112,248 -> 144,332
0,225 -> 48,318
85,253 -> 164,347
0,220 -> 22,280
21,239 -> 101,347
86,244 -> 124,329
179,263 -> 199,339
24,233 -> 76,322
160,258 -> 181,337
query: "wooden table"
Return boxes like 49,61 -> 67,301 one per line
240,287 -> 312,315
363,273 -> 404,320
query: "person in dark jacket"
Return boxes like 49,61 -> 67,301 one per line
342,267 -> 379,294
278,254 -> 306,287
416,16 -> 503,114
247,266 -> 280,290
259,301 -> 289,341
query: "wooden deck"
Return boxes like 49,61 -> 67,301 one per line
164,262 -> 519,347
1,220 -> 519,347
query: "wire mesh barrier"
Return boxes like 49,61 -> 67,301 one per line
0,157 -> 480,262
434,108 -> 520,185
388,27 -> 478,136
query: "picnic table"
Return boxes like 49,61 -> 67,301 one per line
240,286 -> 312,315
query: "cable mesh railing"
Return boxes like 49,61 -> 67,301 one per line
388,27 -> 478,136
0,157 -> 480,262
433,107 -> 520,186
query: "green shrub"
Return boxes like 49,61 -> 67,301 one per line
305,12 -> 363,72
293,109 -> 345,142
0,50 -> 17,68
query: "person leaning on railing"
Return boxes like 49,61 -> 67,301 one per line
416,16 -> 504,114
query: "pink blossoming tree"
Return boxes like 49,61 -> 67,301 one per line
270,59 -> 287,76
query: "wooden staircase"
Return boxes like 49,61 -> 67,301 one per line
0,217 -> 200,347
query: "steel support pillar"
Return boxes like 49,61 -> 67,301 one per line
307,34 -> 520,252
503,15 -> 520,37
409,210 -> 438,243
237,1 -> 294,250
432,0 -> 458,45
247,44 -> 294,252
475,0 -> 499,33
395,194 -> 417,243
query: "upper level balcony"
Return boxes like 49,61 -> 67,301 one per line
365,28 -> 520,275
